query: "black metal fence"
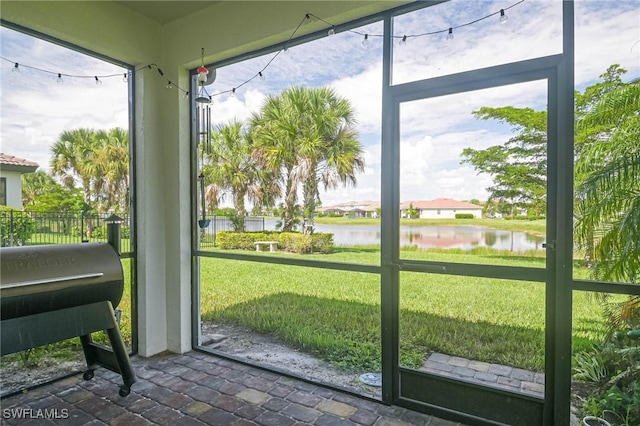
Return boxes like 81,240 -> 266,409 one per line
0,210 -> 132,253
1,210 -> 269,251
199,215 -> 266,248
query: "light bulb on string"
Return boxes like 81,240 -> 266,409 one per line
328,27 -> 335,36
446,28 -> 454,41
12,63 -> 19,74
231,88 -> 236,98
95,76 -> 103,86
57,73 -> 63,84
399,35 -> 407,46
123,73 -> 128,83
259,71 -> 265,81
166,81 -> 173,89
362,34 -> 369,48
500,9 -> 508,24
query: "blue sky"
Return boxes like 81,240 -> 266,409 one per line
1,0 -> 638,207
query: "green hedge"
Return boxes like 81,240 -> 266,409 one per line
455,213 -> 475,219
71,224 -> 131,240
0,207 -> 36,247
216,231 -> 334,254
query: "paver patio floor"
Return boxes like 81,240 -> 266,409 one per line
1,351 -> 465,425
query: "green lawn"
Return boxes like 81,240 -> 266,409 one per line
199,248 -> 606,373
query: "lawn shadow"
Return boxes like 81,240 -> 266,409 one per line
200,292 -> 583,373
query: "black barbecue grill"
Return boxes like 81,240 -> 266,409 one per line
0,242 -> 136,396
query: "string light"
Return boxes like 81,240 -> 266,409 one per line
231,88 -> 236,97
2,0 -> 523,102
500,9 -> 508,23
362,34 -> 369,48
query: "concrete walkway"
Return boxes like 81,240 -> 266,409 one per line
1,351 -> 464,426
421,353 -> 545,398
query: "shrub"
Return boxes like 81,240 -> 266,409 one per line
216,231 -> 334,254
513,215 -> 546,221
577,329 -> 640,425
72,225 -> 106,239
0,207 -> 36,247
455,213 -> 475,219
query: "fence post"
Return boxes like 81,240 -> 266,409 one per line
81,211 -> 87,242
213,215 -> 217,247
9,209 -> 14,246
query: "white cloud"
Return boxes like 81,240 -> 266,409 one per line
1,0 -> 638,207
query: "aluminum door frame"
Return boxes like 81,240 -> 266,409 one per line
380,5 -> 574,424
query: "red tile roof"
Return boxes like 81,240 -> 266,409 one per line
400,198 -> 482,209
0,153 -> 39,168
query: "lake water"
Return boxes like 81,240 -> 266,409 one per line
258,219 -> 545,252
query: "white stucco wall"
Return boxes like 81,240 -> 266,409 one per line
418,208 -> 482,219
0,170 -> 23,209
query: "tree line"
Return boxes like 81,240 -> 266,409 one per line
22,127 -> 129,214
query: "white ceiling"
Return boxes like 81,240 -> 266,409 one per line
115,1 -> 221,24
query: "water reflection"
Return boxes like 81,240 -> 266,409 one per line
259,219 -> 544,252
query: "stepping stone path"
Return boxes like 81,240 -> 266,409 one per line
421,352 -> 545,398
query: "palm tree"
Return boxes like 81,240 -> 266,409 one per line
50,128 -> 98,203
251,86 -> 364,231
300,87 -> 364,223
202,119 -> 272,231
575,81 -> 640,329
92,128 -> 129,212
250,88 -> 307,232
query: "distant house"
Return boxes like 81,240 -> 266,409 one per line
316,207 -> 346,216
400,198 -> 483,219
317,200 -> 381,218
0,153 -> 39,208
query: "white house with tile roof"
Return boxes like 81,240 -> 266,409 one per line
0,153 -> 39,208
400,198 -> 483,219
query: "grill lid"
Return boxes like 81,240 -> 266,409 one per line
0,242 -> 124,320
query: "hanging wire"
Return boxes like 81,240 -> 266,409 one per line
1,0 -> 525,100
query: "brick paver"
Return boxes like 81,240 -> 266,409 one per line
1,352 -> 467,425
422,352 -> 545,398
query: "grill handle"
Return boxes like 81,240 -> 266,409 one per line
2,273 -> 104,289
